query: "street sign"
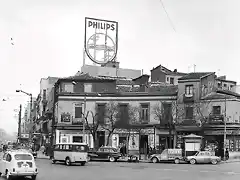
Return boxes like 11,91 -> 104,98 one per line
84,17 -> 118,65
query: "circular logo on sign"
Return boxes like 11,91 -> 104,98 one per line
86,33 -> 116,64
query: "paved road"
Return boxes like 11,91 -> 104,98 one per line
1,159 -> 240,180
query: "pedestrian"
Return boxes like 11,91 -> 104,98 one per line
225,148 -> 229,160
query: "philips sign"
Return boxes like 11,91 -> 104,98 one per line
84,17 -> 118,65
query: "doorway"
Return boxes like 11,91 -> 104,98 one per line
140,135 -> 148,154
97,131 -> 105,147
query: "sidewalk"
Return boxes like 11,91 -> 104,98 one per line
37,151 -> 50,159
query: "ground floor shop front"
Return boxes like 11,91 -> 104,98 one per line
54,126 -> 176,153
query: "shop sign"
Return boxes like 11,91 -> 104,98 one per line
208,114 -> 224,123
205,130 -> 240,135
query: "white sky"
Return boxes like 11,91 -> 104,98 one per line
0,0 -> 240,133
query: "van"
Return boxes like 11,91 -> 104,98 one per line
149,149 -> 183,164
51,143 -> 89,166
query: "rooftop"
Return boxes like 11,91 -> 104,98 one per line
178,72 -> 215,81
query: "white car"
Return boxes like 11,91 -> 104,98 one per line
0,149 -> 38,180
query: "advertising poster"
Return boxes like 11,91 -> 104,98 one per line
128,134 -> 139,150
111,134 -> 119,148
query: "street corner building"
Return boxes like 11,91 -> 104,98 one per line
39,73 -> 179,156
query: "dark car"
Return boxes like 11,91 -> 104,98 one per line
88,146 -> 122,162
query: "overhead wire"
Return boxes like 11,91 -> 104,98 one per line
159,0 -> 176,32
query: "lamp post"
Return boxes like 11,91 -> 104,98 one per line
16,90 -> 33,140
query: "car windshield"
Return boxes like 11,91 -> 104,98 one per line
73,145 -> 89,152
14,154 -> 33,160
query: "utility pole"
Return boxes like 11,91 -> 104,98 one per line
18,104 -> 22,143
223,95 -> 227,160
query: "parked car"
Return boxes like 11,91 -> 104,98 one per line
88,146 -> 122,162
185,151 -> 221,165
0,149 -> 38,180
149,149 -> 183,164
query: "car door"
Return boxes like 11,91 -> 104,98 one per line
53,145 -> 60,160
97,148 -> 107,159
204,152 -> 212,163
5,154 -> 12,171
196,152 -> 205,163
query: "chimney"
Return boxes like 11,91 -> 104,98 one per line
173,69 -> 177,73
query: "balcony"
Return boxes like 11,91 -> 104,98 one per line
183,94 -> 194,103
208,114 -> 224,124
72,118 -> 84,125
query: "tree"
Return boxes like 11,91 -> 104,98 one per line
152,101 -> 184,148
84,110 -> 100,149
102,102 -> 119,146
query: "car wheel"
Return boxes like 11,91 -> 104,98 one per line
32,175 -> 37,180
81,162 -> 86,166
152,157 -> 158,163
190,159 -> 196,165
211,159 -> 218,165
109,156 -> 115,162
174,158 -> 180,164
87,156 -> 91,162
0,172 -> 2,176
65,157 -> 71,166
6,172 -> 12,180
51,157 -> 56,164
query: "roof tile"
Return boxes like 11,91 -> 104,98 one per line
178,72 -> 214,81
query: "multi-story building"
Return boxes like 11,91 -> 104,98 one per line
216,76 -> 237,92
150,65 -> 187,85
50,73 -> 178,153
176,72 -> 240,153
34,77 -> 58,146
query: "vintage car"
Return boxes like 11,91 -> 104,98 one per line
0,149 -> 38,180
149,149 -> 183,164
88,146 -> 122,162
185,151 -> 221,165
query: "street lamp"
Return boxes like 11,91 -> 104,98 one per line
16,89 -> 33,140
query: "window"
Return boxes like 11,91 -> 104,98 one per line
185,106 -> 193,119
170,77 -> 174,85
166,77 -> 169,82
84,83 -> 92,92
14,154 -> 32,160
62,83 -> 74,93
43,89 -> 46,100
6,154 -> 12,162
218,82 -> 221,88
185,85 -> 193,95
212,106 -> 221,115
119,104 -> 129,124
74,104 -> 83,118
162,103 -> 172,125
230,85 -> 234,89
141,104 -> 149,123
72,136 -> 83,143
97,104 -> 106,124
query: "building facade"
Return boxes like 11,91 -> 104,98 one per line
176,72 -> 240,153
51,73 -> 178,154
